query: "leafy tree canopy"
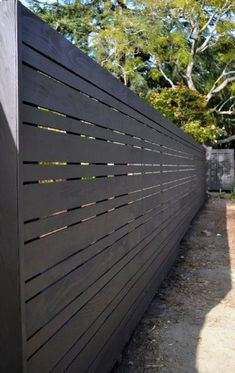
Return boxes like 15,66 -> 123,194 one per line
26,0 -> 235,144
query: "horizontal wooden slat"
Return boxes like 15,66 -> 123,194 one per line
25,186 -> 195,339
24,181 -> 197,310
24,163 -> 190,183
22,66 -> 202,161
22,124 -> 161,165
24,177 -> 198,280
22,43 -> 202,155
73,197 -> 201,373
22,104 -> 162,154
18,5 -> 207,373
85,246 -> 178,373
21,8 -> 203,152
26,192 -> 202,372
23,169 -> 199,221
23,175 -> 197,242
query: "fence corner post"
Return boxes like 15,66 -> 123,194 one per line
0,1 -> 24,371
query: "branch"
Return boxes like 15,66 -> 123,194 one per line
216,110 -> 235,115
215,96 -> 235,112
196,16 -> 221,53
207,65 -> 235,102
211,76 -> 235,95
224,71 -> 235,76
218,134 -> 235,143
158,64 -> 175,88
199,10 -> 217,34
196,3 -> 232,53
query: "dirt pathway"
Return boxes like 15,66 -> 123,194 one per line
112,196 -> 235,373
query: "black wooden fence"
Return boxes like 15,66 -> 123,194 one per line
0,2 -> 206,372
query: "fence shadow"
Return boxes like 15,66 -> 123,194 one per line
0,102 -> 23,371
111,196 -> 233,373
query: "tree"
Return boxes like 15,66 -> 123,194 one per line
146,85 -> 224,143
26,0 -> 235,143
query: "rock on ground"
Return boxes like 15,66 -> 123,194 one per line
111,195 -> 235,373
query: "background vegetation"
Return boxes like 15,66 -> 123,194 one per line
26,0 -> 235,144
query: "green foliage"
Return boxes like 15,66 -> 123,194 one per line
26,0 -> 235,143
231,187 -> 235,199
146,85 -> 223,143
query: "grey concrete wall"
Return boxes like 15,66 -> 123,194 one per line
207,148 -> 235,191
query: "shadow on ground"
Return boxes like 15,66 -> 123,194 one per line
111,195 -> 235,373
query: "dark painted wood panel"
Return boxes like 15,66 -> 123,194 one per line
21,6 -> 202,152
22,124 -> 161,165
21,42 -> 202,153
22,104 -> 172,156
22,66 -> 201,158
23,174 -> 196,242
23,188 -> 163,279
25,195 -> 196,370
23,184 -> 160,242
0,2 -> 24,372
22,105 -> 162,155
0,3 -> 206,373
24,179 -> 196,306
25,187 -> 195,341
22,122 -> 198,167
26,193 -> 201,372
78,199 -> 200,373
23,174 -> 198,279
23,171 -> 199,221
23,164 -> 162,183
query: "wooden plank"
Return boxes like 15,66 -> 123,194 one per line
21,43 -> 203,154
21,104 -> 184,158
58,195 -> 202,373
25,206 -> 163,350
20,6 -> 206,373
22,66 -> 200,158
25,187 -> 194,340
85,246 -> 178,373
26,194 -> 198,372
27,233 -> 168,371
20,5 -> 203,152
23,184 -> 160,242
25,204 -> 167,341
78,210 -> 192,373
23,163 -> 162,183
22,66 -> 163,150
24,195 -> 189,366
22,104 -> 161,155
23,170 -> 198,222
24,176 -> 197,280
67,233 -> 182,373
22,124 -> 197,168
0,2 -> 25,372
23,174 -> 195,242
24,180 -> 196,306
22,124 -> 161,165
23,174 -> 152,221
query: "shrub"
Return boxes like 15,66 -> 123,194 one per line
146,85 -> 223,144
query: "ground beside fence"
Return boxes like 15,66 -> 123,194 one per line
112,195 -> 235,373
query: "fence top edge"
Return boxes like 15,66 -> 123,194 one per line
20,2 -> 204,154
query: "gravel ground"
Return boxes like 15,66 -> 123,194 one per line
111,195 -> 235,373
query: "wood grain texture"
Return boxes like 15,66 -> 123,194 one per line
0,3 -> 207,373
0,1 -> 24,372
20,6 -> 202,152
